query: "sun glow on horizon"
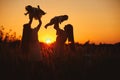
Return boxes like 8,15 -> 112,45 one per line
39,34 -> 55,44
45,38 -> 52,44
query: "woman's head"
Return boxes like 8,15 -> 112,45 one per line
64,24 -> 73,31
64,24 -> 75,51
64,24 -> 73,42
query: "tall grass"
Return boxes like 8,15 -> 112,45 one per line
0,27 -> 120,80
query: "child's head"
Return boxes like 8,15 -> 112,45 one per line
54,15 -> 68,24
59,15 -> 68,24
25,5 -> 33,12
44,15 -> 68,29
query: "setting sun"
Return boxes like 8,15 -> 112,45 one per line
39,34 -> 56,44
45,38 -> 52,44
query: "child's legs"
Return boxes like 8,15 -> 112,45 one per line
45,23 -> 53,28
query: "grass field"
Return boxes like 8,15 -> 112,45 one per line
0,27 -> 120,80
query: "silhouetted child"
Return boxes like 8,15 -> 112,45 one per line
25,5 -> 46,25
44,15 -> 68,29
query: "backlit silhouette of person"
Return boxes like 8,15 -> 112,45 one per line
64,24 -> 75,51
44,15 -> 68,29
21,19 -> 42,61
45,16 -> 75,57
21,23 -> 31,54
54,23 -> 75,54
53,22 -> 67,56
25,5 -> 46,25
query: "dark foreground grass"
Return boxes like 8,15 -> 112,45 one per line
0,41 -> 120,80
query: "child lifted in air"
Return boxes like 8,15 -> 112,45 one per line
44,15 -> 68,29
25,5 -> 46,25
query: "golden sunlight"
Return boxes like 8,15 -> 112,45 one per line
45,38 -> 52,44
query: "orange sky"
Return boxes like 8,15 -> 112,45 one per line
0,0 -> 120,44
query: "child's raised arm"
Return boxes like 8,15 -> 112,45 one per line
24,12 -> 29,15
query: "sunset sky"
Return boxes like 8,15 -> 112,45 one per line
0,0 -> 120,44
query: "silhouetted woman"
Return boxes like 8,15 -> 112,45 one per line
21,23 -> 31,53
54,23 -> 67,56
21,20 -> 42,61
64,24 -> 75,51
53,23 -> 75,57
